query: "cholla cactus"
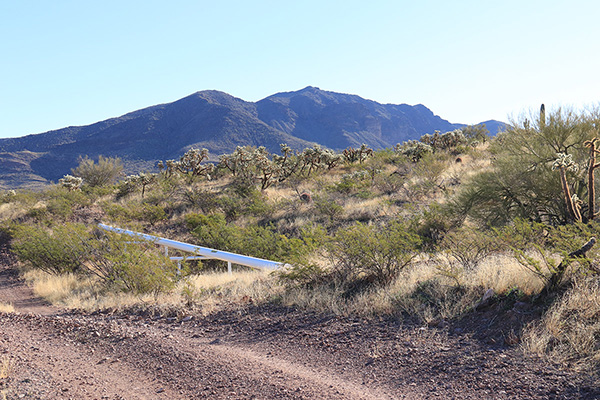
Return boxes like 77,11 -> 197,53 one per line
551,153 -> 579,172
1,190 -> 16,203
124,172 -> 158,198
420,129 -> 467,151
343,144 -> 374,164
298,145 -> 343,175
58,174 -> 83,191
395,140 -> 433,162
160,148 -> 213,180
219,146 -> 255,178
176,148 -> 214,177
552,153 -> 582,222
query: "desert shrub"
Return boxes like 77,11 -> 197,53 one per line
13,222 -> 178,295
313,196 -> 344,222
12,223 -> 88,274
434,226 -> 502,286
72,155 -> 124,187
140,204 -> 167,226
405,153 -> 447,200
186,213 -> 312,263
243,190 -> 274,218
277,224 -> 328,286
103,203 -> 137,223
332,170 -> 371,194
439,226 -> 502,271
102,202 -> 166,225
83,231 -> 178,296
413,204 -> 455,249
461,123 -> 490,143
180,187 -> 220,213
373,170 -> 405,195
186,213 -> 238,252
327,219 -> 421,290
493,219 -> 600,290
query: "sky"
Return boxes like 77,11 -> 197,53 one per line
1,0 -> 599,139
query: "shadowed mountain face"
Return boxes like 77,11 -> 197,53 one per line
257,87 -> 459,149
0,87 -> 504,188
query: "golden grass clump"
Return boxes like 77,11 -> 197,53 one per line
0,357 -> 11,380
0,303 -> 14,313
522,276 -> 600,369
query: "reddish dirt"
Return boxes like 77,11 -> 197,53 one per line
1,251 -> 599,399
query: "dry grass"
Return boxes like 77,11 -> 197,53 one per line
0,357 -> 10,380
522,276 -> 600,370
23,268 -> 281,314
0,202 -> 28,222
0,303 -> 14,313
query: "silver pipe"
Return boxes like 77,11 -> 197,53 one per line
98,223 -> 285,271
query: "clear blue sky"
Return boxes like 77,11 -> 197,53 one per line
1,0 -> 599,139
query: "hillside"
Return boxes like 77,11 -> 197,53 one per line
0,87 -> 505,188
2,107 -> 600,397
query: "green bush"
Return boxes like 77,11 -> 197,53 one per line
84,231 -> 178,296
313,196 -> 344,222
12,222 -> 178,295
72,155 -> 124,187
12,224 -> 88,274
451,107 -> 597,226
439,226 -> 501,271
327,219 -> 421,289
186,212 -> 313,264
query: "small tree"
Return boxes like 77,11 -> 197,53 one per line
72,156 -> 124,187
451,106 -> 597,226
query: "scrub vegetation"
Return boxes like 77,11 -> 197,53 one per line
4,106 -> 600,370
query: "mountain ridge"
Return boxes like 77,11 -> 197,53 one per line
0,87 -> 505,189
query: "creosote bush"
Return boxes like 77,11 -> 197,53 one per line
12,223 -> 178,295
326,218 -> 421,290
72,156 -> 124,187
185,213 -> 313,265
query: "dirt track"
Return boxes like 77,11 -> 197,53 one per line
1,258 -> 599,399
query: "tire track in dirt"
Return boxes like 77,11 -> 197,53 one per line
0,314 -> 183,399
2,257 -> 600,399
1,312 -> 403,399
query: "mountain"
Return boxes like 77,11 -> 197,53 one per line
0,87 -> 505,189
257,87 -> 459,149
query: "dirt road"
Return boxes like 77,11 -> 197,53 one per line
1,258 -> 599,399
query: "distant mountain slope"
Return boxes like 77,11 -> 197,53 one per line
0,87 -> 505,188
0,91 -> 314,184
257,86 -> 459,149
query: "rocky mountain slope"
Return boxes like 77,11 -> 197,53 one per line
0,87 -> 505,188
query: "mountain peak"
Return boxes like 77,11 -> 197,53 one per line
0,87 -> 503,189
